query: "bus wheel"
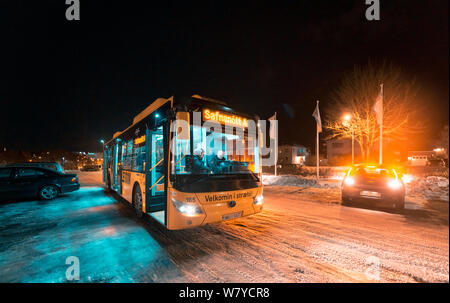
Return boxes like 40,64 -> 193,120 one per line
133,184 -> 144,218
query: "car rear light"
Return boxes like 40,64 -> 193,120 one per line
388,179 -> 402,190
344,176 -> 355,186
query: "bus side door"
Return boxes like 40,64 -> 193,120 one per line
145,125 -> 166,212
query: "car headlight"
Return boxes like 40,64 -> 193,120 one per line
254,195 -> 263,205
388,179 -> 402,190
172,198 -> 203,216
344,177 -> 355,186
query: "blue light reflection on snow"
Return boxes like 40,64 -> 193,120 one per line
0,186 -> 179,282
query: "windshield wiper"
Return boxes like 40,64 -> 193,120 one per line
248,171 -> 260,181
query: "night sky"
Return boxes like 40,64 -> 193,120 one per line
1,0 -> 448,152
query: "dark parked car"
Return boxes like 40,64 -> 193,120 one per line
4,162 -> 64,173
341,164 -> 405,210
0,166 -> 80,201
80,164 -> 101,171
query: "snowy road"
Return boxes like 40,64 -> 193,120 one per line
0,172 -> 448,282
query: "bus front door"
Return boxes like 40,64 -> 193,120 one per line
145,125 -> 166,223
112,140 -> 123,193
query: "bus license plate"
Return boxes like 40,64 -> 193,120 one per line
222,211 -> 242,221
360,191 -> 381,199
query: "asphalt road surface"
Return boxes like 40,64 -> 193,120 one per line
0,171 -> 448,282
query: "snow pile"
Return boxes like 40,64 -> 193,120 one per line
406,176 -> 449,202
262,174 -> 341,188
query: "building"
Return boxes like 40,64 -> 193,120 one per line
407,149 -> 448,167
278,144 -> 310,165
407,151 -> 433,166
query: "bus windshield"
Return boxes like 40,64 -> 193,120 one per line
171,123 -> 260,178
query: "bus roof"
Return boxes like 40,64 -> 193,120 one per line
191,94 -> 228,105
111,97 -> 172,140
132,97 -> 171,125
108,94 -> 254,143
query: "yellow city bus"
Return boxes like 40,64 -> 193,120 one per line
103,95 -> 263,230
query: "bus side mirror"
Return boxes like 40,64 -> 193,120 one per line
175,112 -> 190,140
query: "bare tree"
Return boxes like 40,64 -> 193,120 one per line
325,62 -> 423,161
436,125 -> 449,158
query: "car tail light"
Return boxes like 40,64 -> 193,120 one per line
344,176 -> 355,186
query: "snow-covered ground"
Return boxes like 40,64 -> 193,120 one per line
406,176 -> 449,203
263,174 -> 342,188
0,171 -> 447,282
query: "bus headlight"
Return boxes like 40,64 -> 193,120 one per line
254,195 -> 263,205
172,199 -> 203,216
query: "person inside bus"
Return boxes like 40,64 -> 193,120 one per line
192,147 -> 209,174
210,150 -> 226,173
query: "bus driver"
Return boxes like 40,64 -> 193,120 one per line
192,147 -> 209,174
210,150 -> 226,173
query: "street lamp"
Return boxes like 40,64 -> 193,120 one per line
342,114 -> 355,165
343,114 -> 352,123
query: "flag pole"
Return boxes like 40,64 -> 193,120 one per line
379,84 -> 383,165
274,111 -> 278,176
316,100 -> 320,181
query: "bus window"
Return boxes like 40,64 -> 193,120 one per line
122,137 -> 146,173
172,122 -> 191,175
172,124 -> 260,176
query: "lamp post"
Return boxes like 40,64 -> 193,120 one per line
343,114 -> 355,165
